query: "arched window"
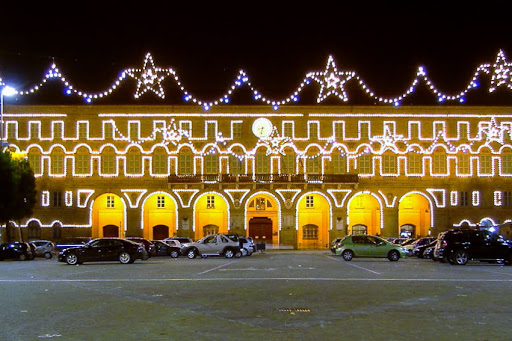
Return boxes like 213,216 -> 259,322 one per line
75,147 -> 90,175
178,147 -> 193,175
50,147 -> 65,176
302,224 -> 319,240
27,221 -> 41,240
101,147 -> 116,175
52,222 -> 62,240
126,148 -> 142,175
27,148 -> 41,174
152,147 -> 168,175
281,148 -> 296,174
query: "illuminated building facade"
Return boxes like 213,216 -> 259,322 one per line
2,104 -> 512,248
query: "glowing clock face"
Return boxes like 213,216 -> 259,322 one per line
252,118 -> 273,138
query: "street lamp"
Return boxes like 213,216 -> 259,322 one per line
1,85 -> 17,149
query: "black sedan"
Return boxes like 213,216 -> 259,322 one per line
58,238 -> 148,265
0,242 -> 34,261
151,240 -> 181,258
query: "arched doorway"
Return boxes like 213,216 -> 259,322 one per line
348,193 -> 381,236
103,225 -> 119,237
194,193 -> 228,240
153,225 -> 169,240
245,193 -> 279,246
398,193 -> 431,237
142,193 -> 177,240
92,193 -> 125,238
297,193 -> 331,249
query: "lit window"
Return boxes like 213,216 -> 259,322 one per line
206,196 -> 215,209
306,195 -> 314,208
255,198 -> 266,210
157,196 -> 165,208
303,224 -> 318,240
106,195 -> 115,208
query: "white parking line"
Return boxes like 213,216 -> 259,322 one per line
198,260 -> 239,275
326,256 -> 381,275
0,278 -> 510,282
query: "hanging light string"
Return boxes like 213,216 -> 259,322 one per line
3,50 -> 512,108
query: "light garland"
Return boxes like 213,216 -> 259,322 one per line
2,50 -> 512,108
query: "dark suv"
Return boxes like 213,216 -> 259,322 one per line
434,229 -> 512,265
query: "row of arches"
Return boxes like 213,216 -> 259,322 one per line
84,190 -> 432,249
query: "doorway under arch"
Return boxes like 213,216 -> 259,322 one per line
153,225 -> 170,240
399,224 -> 415,238
248,217 -> 273,242
398,193 -> 431,237
92,193 -> 125,238
203,224 -> 219,237
351,224 -> 367,235
245,193 -> 279,246
348,193 -> 381,235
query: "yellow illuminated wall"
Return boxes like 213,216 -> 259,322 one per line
194,193 -> 228,240
92,193 -> 125,238
297,193 -> 330,249
348,193 -> 381,235
142,193 -> 177,240
398,193 -> 431,237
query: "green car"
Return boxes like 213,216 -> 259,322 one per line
335,235 -> 406,261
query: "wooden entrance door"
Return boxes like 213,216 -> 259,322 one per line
153,225 -> 169,240
103,225 -> 119,237
249,217 -> 273,243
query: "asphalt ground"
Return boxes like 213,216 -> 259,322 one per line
0,251 -> 511,341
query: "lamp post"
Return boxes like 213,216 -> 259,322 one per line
1,85 -> 17,149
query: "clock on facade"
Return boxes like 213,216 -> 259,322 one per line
252,118 -> 273,138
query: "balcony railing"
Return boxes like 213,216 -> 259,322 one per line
168,174 -> 358,184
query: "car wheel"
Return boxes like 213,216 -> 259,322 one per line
241,248 -> 248,257
388,250 -> 400,261
235,250 -> 242,258
119,252 -> 132,264
342,250 -> 354,261
44,252 -> 52,259
19,254 -> 27,261
66,253 -> 79,265
187,249 -> 197,259
453,250 -> 469,265
224,249 -> 234,258
170,250 -> 179,258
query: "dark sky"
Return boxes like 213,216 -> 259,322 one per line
2,1 -> 512,105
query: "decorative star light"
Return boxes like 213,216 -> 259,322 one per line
260,127 -> 292,155
158,119 -> 189,145
370,126 -> 404,152
489,50 -> 512,93
127,53 -> 167,99
307,55 -> 355,103
481,117 -> 507,144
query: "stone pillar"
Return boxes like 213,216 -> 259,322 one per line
382,206 -> 399,237
280,210 -> 296,249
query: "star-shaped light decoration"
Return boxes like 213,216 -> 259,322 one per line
489,50 -> 512,93
370,125 -> 404,153
481,117 -> 507,144
307,55 -> 355,103
157,119 -> 189,146
127,53 -> 167,99
260,127 -> 292,155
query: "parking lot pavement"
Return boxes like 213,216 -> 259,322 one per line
1,252 -> 512,340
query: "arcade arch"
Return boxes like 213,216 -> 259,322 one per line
193,193 -> 229,240
347,193 -> 381,236
297,193 -> 331,249
398,192 -> 432,237
142,192 -> 177,240
245,193 -> 279,246
92,193 -> 126,238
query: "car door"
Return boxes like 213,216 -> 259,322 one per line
197,235 -> 219,254
365,236 -> 384,257
351,236 -> 369,256
84,239 -> 111,261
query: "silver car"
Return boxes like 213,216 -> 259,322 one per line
30,240 -> 56,259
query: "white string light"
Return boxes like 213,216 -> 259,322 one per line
1,50 -> 511,107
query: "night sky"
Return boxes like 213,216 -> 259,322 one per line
2,2 -> 512,106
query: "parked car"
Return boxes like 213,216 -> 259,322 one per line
151,240 -> 181,258
0,242 -> 34,261
330,237 -> 343,254
413,239 -> 437,258
30,240 -> 56,259
164,237 -> 193,245
163,239 -> 181,248
334,235 -> 406,261
126,237 -> 156,257
404,237 -> 436,256
58,238 -> 148,265
424,245 -> 436,259
239,236 -> 255,256
180,234 -> 242,259
434,228 -> 512,265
